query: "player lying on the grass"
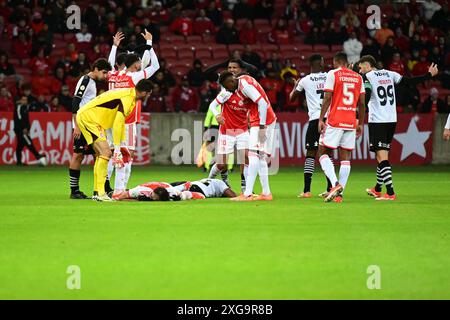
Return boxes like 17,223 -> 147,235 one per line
76,79 -> 153,201
358,55 -> 439,200
207,58 -> 258,192
68,58 -> 112,199
219,71 -> 277,201
289,54 -> 332,198
114,179 -> 237,201
318,52 -> 366,203
106,29 -> 160,198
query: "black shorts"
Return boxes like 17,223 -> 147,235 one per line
369,122 -> 397,152
203,125 -> 219,143
305,119 -> 320,150
73,134 -> 95,155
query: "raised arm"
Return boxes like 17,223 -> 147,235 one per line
289,78 -> 302,102
397,63 -> 438,86
108,32 -> 124,69
130,30 -> 160,84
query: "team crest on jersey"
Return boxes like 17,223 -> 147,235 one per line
238,101 -> 243,106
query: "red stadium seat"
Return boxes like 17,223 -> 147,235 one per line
186,35 -> 202,43
228,44 -> 244,53
212,49 -> 229,60
195,48 -> 212,60
160,49 -> 177,59
178,50 -> 194,60
261,43 -> 278,53
254,19 -> 271,28
312,44 -> 330,52
331,45 -> 343,52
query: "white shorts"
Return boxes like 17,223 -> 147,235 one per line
319,125 -> 356,150
106,123 -> 137,150
217,131 -> 249,155
249,121 -> 276,155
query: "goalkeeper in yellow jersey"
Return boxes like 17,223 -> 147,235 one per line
76,79 -> 153,201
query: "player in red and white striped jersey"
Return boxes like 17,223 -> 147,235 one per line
105,29 -> 160,198
318,52 -> 366,203
219,72 -> 277,201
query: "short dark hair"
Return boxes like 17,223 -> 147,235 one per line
125,53 -> 140,68
309,54 -> 323,65
228,58 -> 245,69
333,52 -> 348,64
218,71 -> 234,86
116,53 -> 128,67
153,187 -> 170,201
359,55 -> 377,67
135,79 -> 153,92
92,58 -> 112,71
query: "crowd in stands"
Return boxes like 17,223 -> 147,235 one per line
0,0 -> 449,115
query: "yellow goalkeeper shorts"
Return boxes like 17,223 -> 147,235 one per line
76,114 -> 107,145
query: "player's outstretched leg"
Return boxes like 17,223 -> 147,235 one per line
366,163 -> 383,197
319,154 -> 342,202
376,160 -> 396,201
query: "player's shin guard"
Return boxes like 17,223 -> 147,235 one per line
338,161 -> 351,192
241,164 -> 248,193
95,156 -> 109,195
244,152 -> 259,196
303,156 -> 315,193
114,166 -> 127,192
379,160 -> 395,195
259,155 -> 271,195
69,169 -> 80,193
319,154 -> 338,187
123,160 -> 133,189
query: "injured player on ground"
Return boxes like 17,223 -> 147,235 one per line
113,179 -> 237,201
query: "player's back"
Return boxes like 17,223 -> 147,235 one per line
299,72 -> 327,120
325,67 -> 364,130
237,75 -> 276,127
365,69 -> 401,123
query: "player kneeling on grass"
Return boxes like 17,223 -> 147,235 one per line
76,79 -> 152,201
114,179 -> 237,201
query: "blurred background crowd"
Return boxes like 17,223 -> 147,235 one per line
0,0 -> 449,114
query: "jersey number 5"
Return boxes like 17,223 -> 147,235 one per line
343,83 -> 355,105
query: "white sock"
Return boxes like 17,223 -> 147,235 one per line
339,161 -> 351,191
114,166 -> 127,191
123,160 -> 133,189
244,164 -> 248,180
258,156 -> 271,195
319,154 -> 338,187
208,163 -> 221,179
244,152 -> 259,196
107,158 -> 114,180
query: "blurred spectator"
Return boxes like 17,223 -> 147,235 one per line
430,3 -> 449,30
428,46 -> 444,67
187,59 -> 206,87
54,67 -> 67,87
30,12 -> 44,35
12,32 -> 32,59
280,72 -> 300,112
323,21 -> 346,47
280,59 -> 299,80
241,45 -> 262,69
66,43 -> 78,62
156,59 -> 176,86
375,22 -> 394,46
150,2 -> 171,24
361,37 -> 381,62
389,11 -> 406,32
412,54 -> 429,76
19,84 -> 37,105
297,10 -> 313,35
268,20 -> 292,45
87,43 -> 103,62
71,52 -> 89,77
143,83 -> 167,112
339,6 -> 360,32
32,23 -> 53,56
76,24 -> 93,44
284,0 -> 300,21
394,27 -> 410,53
170,11 -> 193,37
0,52 -> 15,75
420,88 -> 447,113
409,32 -> 422,52
407,49 -> 421,72
12,18 -> 30,37
305,26 -> 323,45
194,9 -> 216,36
0,86 -> 14,111
381,36 -> 398,67
48,0 -> 67,33
199,80 -> 219,113
216,19 -> 239,45
239,20 -> 257,45
254,0 -> 274,21
260,61 -> 282,109
343,31 -> 363,64
172,76 -> 199,112
84,4 -> 100,34
408,15 -> 422,38
397,82 -> 420,113
58,85 -> 72,112
233,0 -> 254,21
206,1 -> 223,26
267,51 -> 283,74
389,52 -> 407,75
49,96 -> 63,112
30,95 -> 50,112
422,0 -> 441,21
31,69 -> 59,96
28,48 -> 50,75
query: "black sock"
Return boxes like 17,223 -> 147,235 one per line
375,165 -> 383,192
105,179 -> 113,193
303,156 -> 315,193
379,160 -> 395,195
240,173 -> 246,192
69,169 -> 80,193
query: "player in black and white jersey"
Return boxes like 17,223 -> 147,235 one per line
358,55 -> 438,201
289,54 -> 331,198
68,59 -> 112,199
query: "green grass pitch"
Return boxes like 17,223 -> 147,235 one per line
0,164 -> 449,299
